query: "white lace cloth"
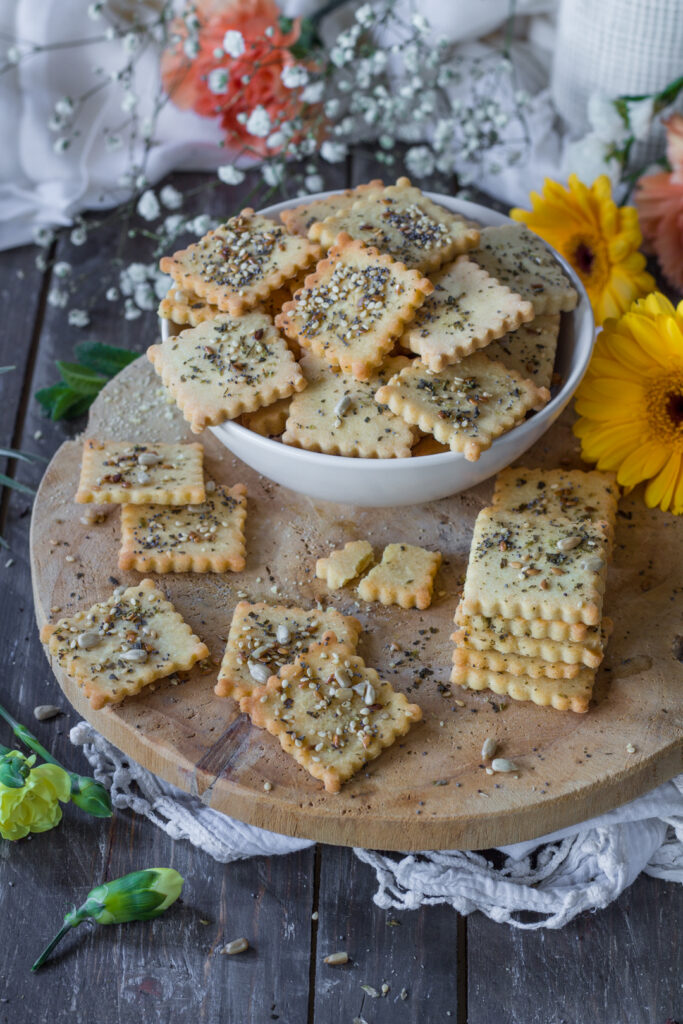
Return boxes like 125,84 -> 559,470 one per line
71,721 -> 683,930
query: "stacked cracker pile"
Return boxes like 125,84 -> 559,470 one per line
154,178 -> 579,461
451,467 -> 618,713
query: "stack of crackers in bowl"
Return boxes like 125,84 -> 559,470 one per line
154,178 -> 583,505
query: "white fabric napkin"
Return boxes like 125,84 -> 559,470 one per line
71,721 -> 683,930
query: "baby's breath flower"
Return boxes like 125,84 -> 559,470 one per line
133,283 -> 156,311
266,130 -> 286,150
105,134 -> 123,152
222,30 -> 245,59
184,38 -> 199,59
123,32 -> 139,54
187,214 -> 212,235
137,190 -> 160,222
121,91 -> 137,113
627,97 -> 656,142
281,65 -> 309,89
68,309 -> 90,328
105,287 -> 119,302
301,81 -> 324,105
355,3 -> 375,26
304,173 -> 324,193
208,68 -> 229,94
87,1 -> 104,19
160,185 -> 183,210
53,262 -> 72,278
53,138 -> 70,154
246,105 -> 270,138
217,164 -> 245,185
324,98 -> 340,119
33,225 -> 54,248
47,288 -> 69,309
411,13 -> 430,33
153,273 -> 173,299
55,97 -> 74,120
163,214 -> 184,236
320,140 -> 347,163
126,262 -> 150,284
213,47 -> 224,59
262,162 -> 284,187
70,226 -> 87,246
124,298 -> 142,320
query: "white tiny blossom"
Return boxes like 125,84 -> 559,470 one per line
355,3 -> 374,26
53,262 -> 72,278
55,97 -> 74,119
320,140 -> 347,163
48,115 -> 64,132
301,81 -> 324,104
68,309 -> 90,327
70,226 -> 87,246
106,287 -> 119,301
153,273 -> 173,299
262,162 -> 284,187
378,134 -> 394,149
105,26 -> 116,40
124,298 -> 142,321
563,133 -> 621,190
7,46 -> 21,64
246,105 -> 270,137
121,91 -> 137,113
236,111 -> 248,125
141,117 -> 154,140
587,93 -> 628,144
47,288 -> 69,309
330,47 -> 352,68
87,1 -> 104,19
123,32 -> 139,54
35,253 -> 48,271
281,64 -> 308,89
105,134 -> 122,152
163,214 -> 184,236
223,30 -> 245,58
265,25 -> 274,38
137,190 -> 160,221
127,263 -> 149,284
405,145 -> 435,178
188,214 -> 212,235
184,38 -> 199,59
133,282 -> 156,311
304,174 -> 323,193
33,225 -> 54,247
135,174 -> 148,190
53,138 -> 70,154
213,47 -> 224,59
160,185 -> 183,210
208,68 -> 229,94
266,130 -> 286,150
411,13 -> 430,33
627,97 -> 656,142
217,164 -> 245,185
324,98 -> 340,119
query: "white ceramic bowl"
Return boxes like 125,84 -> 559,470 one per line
161,192 -> 594,507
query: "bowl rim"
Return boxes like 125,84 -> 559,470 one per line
161,189 -> 594,470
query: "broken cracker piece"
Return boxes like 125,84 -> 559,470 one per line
316,541 -> 374,589
75,440 -> 205,506
357,543 -> 441,610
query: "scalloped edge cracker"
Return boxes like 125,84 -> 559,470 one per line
400,256 -> 534,371
147,311 -> 306,433
484,314 -> 560,391
451,616 -> 612,669
357,542 -> 441,610
159,208 -> 321,315
451,641 -> 581,680
492,465 -> 619,527
118,482 -> 247,573
242,397 -> 292,437
453,604 -> 594,643
40,578 -> 209,710
375,353 -> 550,462
240,632 -> 422,793
276,234 -> 433,381
316,541 -> 374,589
158,286 -> 219,327
75,440 -> 205,506
472,225 -> 578,315
450,661 -> 595,714
215,601 -> 362,701
280,181 -> 384,236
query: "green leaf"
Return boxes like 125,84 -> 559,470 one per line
289,17 -> 319,58
56,361 -> 107,395
0,472 -> 35,497
0,447 -> 48,464
278,14 -> 294,33
36,383 -> 93,421
73,341 -> 139,379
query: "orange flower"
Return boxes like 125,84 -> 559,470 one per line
635,114 -> 683,290
161,0 -> 306,155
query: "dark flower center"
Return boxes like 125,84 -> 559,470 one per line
666,391 -> 683,427
573,242 -> 595,276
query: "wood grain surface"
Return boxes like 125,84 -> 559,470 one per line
31,357 -> 682,851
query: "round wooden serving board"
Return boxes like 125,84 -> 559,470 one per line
31,361 -> 682,850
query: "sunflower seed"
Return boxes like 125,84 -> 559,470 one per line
491,758 -> 517,773
120,648 -> 148,663
251,642 -> 273,660
33,705 -> 62,721
364,683 -> 376,705
333,395 -> 351,419
324,951 -> 349,965
581,557 -> 604,571
248,661 -> 270,684
276,623 -> 291,644
556,535 -> 582,552
136,471 -> 152,485
481,737 -> 497,760
361,984 -> 379,998
77,631 -> 100,650
222,937 -> 249,955
137,451 -> 162,466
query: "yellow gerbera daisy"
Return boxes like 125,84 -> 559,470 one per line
510,175 -> 655,325
573,292 -> 683,514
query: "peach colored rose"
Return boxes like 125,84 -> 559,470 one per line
161,0 -> 306,156
635,114 -> 683,290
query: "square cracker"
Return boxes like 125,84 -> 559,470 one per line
118,482 -> 247,573
242,397 -> 291,437
308,176 -> 480,273
453,603 -> 594,643
75,440 -> 205,505
357,543 -> 441,610
282,353 -> 415,458
159,209 -> 320,316
280,181 -> 384,236
240,633 -> 422,793
451,661 -> 595,714
215,601 -> 362,700
316,541 -> 374,589
400,256 -> 534,371
451,617 -> 611,669
158,286 -> 218,328
484,314 -> 560,391
276,235 -> 433,381
147,312 -> 306,434
472,225 -> 578,315
375,353 -> 550,462
461,507 -> 612,625
40,578 -> 209,710
451,643 -> 581,680
492,466 -> 619,528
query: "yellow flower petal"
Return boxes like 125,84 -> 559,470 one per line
644,452 -> 682,511
617,442 -> 669,488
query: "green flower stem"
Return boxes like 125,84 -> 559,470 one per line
0,702 -> 112,817
31,918 -> 85,973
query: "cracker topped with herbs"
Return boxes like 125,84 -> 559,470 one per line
240,633 -> 422,793
280,180 -> 384,237
159,209 -> 321,316
147,312 -> 306,433
75,440 -> 205,505
472,225 -> 578,315
158,285 -> 218,328
484,314 -> 560,391
276,235 -> 433,381
357,542 -> 442,610
308,177 -> 480,273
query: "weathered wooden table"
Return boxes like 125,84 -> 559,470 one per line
0,159 -> 680,1024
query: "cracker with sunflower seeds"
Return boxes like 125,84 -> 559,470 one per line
451,617 -> 612,669
450,661 -> 595,714
374,353 -> 550,462
280,180 -> 384,236
118,482 -> 247,573
276,235 -> 433,381
472,225 -> 578,315
282,353 -> 415,458
40,578 -> 209,711
308,176 -> 480,273
400,256 -> 534,371
484,314 -> 561,391
453,604 -> 595,644
215,601 -> 362,701
147,312 -> 306,434
357,542 -> 442,610
75,440 -> 205,505
159,209 -> 321,316
240,633 -> 422,793
316,541 -> 375,590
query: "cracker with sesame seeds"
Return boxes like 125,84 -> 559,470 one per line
215,602 -> 362,701
374,353 -> 550,462
308,177 -> 479,273
492,466 -> 619,529
242,397 -> 292,437
316,541 -> 374,590
451,643 -> 582,680
159,209 -> 321,316
280,180 -> 384,236
158,285 -> 219,328
240,633 -> 422,793
357,543 -> 441,610
276,235 -> 433,381
453,604 -> 595,643
400,256 -> 534,371
281,353 -> 415,458
451,618 -> 612,669
472,225 -> 578,315
450,661 -> 594,714
118,482 -> 247,573
484,314 -> 560,391
75,440 -> 205,505
461,507 -> 612,625
40,578 -> 209,711
147,312 -> 306,434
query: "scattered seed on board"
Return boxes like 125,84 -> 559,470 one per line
222,937 -> 249,955
400,988 -> 409,1001
481,737 -> 497,760
33,705 -> 62,721
361,984 -> 380,998
626,743 -> 636,754
491,758 -> 517,773
263,781 -> 272,792
324,951 -> 349,965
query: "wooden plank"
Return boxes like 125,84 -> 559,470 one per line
467,873 -> 683,1024
311,845 -> 461,1022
